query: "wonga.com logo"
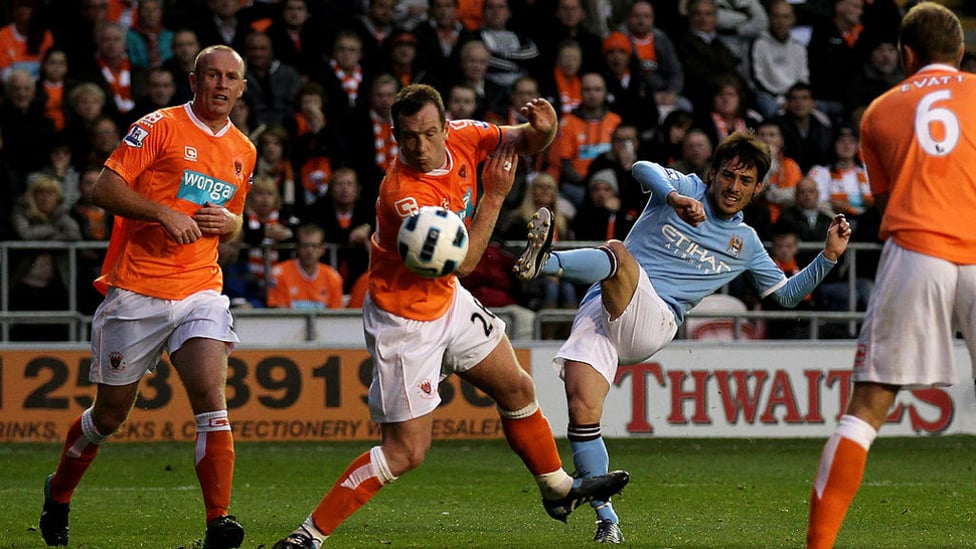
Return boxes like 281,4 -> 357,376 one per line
177,170 -> 237,206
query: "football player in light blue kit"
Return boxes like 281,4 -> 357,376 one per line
515,131 -> 853,544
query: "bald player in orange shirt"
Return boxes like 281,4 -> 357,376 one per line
273,84 -> 629,549
40,45 -> 255,549
807,4 -> 976,548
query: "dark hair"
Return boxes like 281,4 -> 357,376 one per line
771,221 -> 799,240
391,84 -> 445,137
296,223 -> 325,242
662,109 -> 694,130
333,30 -> 362,50
299,82 -> 326,103
257,125 -> 291,158
41,47 -> 67,68
785,81 -> 813,98
18,0 -> 47,55
900,2 -> 963,67
710,131 -> 771,183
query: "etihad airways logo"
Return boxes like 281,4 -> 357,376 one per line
661,223 -> 736,273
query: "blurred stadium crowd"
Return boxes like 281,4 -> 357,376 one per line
1,0 -> 973,340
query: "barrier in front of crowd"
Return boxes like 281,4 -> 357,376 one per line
0,240 -> 879,342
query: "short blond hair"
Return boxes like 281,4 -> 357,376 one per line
69,82 -> 106,110
25,173 -> 64,218
247,174 -> 281,208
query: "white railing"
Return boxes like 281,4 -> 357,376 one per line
0,240 -> 880,342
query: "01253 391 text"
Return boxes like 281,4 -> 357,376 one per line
0,348 -> 518,442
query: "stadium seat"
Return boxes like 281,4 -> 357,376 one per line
685,294 -> 761,340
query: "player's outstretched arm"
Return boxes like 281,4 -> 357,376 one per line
92,168 -> 202,245
772,215 -> 852,308
503,97 -> 558,156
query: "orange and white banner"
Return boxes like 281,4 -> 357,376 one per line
0,348 -> 528,442
3,342 -> 974,442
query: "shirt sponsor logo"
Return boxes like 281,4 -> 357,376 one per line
178,170 -> 237,206
461,188 -> 472,220
661,223 -> 732,273
123,125 -> 149,148
395,197 -> 419,217
579,142 -> 611,160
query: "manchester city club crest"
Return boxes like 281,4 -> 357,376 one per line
727,234 -> 744,257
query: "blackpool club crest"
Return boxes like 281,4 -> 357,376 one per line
418,379 -> 435,399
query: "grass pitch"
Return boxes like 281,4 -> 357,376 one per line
2,437 -> 975,548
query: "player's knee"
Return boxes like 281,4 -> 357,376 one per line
90,408 -> 128,435
605,241 -> 633,267
566,395 -> 603,425
478,362 -> 536,410
183,384 -> 227,413
383,441 -> 429,475
400,449 -> 427,473
506,369 -> 538,406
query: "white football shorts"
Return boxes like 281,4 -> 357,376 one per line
90,288 -> 238,385
554,268 -> 678,384
853,240 -> 976,388
364,284 -> 506,423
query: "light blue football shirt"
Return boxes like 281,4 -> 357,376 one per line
579,161 -> 836,325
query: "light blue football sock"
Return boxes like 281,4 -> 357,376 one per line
543,247 -> 616,284
568,424 -> 618,523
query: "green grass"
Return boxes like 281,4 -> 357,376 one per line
3,437 -> 976,548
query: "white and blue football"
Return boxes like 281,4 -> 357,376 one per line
397,206 -> 469,278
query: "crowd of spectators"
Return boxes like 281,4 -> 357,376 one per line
0,0 -> 969,340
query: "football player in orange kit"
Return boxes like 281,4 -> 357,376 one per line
40,45 -> 255,549
273,84 -> 629,549
807,3 -> 976,547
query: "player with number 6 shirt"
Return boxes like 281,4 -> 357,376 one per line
807,3 -> 976,547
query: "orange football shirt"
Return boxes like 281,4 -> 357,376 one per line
859,64 -> 976,264
368,119 -> 502,321
548,111 -> 621,180
0,25 -> 53,75
97,104 -> 257,299
267,259 -> 344,309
